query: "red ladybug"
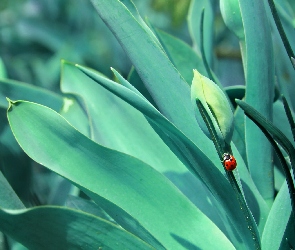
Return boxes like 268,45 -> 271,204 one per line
223,153 -> 237,171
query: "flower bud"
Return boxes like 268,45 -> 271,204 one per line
191,70 -> 234,144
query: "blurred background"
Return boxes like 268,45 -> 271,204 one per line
0,0 -> 243,92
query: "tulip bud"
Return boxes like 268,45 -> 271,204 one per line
191,70 -> 234,145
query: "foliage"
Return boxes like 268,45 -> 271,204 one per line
0,0 -> 295,249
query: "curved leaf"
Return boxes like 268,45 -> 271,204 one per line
77,64 -> 264,249
0,78 -> 62,111
0,171 -> 25,209
261,182 -> 292,249
238,0 -> 275,205
155,29 -> 207,83
59,95 -> 90,137
188,0 -> 214,66
89,0 -> 214,158
62,62 -> 231,244
7,100 -> 234,250
0,206 -> 154,250
61,61 -> 186,176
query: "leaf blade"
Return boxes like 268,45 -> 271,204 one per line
7,100 -> 234,250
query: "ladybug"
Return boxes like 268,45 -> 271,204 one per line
223,153 -> 237,171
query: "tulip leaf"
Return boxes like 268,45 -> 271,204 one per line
89,0 -> 211,156
77,63 -> 264,249
0,171 -> 25,210
7,99 -> 234,250
0,78 -> 62,111
0,206 -> 154,250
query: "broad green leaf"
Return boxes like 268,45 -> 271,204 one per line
155,29 -> 207,83
77,64 -> 264,249
61,61 -> 186,175
112,67 -> 238,233
7,100 -> 234,249
238,0 -> 275,205
0,78 -> 63,112
0,171 -> 24,209
0,206 -> 154,250
188,0 -> 214,66
89,0 -> 216,159
114,66 -> 269,234
261,182 -> 292,249
62,62 -> 228,241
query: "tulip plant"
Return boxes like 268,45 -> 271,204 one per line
0,0 -> 295,249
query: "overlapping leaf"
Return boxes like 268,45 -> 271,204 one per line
0,206 -> 154,250
77,63 -> 265,249
7,100 -> 234,249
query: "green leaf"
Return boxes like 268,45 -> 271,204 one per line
65,195 -> 117,224
89,0 -> 210,155
62,62 -> 225,238
0,78 -> 63,112
267,0 -> 295,69
61,61 -> 186,177
0,206 -> 154,250
188,0 -> 214,66
236,99 -> 295,180
77,64 -> 263,249
282,96 -> 295,143
7,100 -> 234,249
0,171 -> 25,209
127,67 -> 157,107
224,85 -> 245,108
0,58 -> 7,79
238,0 -> 275,205
273,100 -> 294,146
58,95 -> 90,137
155,29 -> 207,83
261,182 -> 292,250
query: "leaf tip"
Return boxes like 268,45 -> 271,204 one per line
6,97 -> 14,111
235,98 -> 242,105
